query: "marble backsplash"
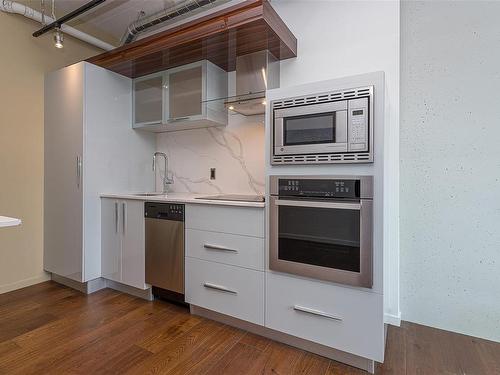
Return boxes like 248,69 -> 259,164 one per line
155,114 -> 265,195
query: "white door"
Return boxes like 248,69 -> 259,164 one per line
44,63 -> 84,282
101,199 -> 122,283
121,200 -> 147,289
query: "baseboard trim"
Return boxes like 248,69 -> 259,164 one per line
51,274 -> 107,294
0,273 -> 51,294
384,312 -> 401,327
191,305 -> 375,374
104,280 -> 153,301
50,274 -> 152,301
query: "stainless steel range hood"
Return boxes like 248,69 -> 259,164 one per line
224,50 -> 280,116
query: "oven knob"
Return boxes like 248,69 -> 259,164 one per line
280,147 -> 284,151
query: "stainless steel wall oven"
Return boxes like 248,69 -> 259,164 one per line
271,86 -> 373,164
269,175 -> 373,288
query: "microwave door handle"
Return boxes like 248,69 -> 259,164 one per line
275,199 -> 361,210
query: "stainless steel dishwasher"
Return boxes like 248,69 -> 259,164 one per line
145,202 -> 185,303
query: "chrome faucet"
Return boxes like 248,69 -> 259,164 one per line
153,152 -> 174,194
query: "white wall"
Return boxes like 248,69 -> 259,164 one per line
271,0 -> 400,324
400,1 -> 500,342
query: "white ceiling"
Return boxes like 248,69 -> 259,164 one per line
21,0 -> 190,45
19,0 -> 237,48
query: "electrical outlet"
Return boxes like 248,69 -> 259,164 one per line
210,168 -> 216,180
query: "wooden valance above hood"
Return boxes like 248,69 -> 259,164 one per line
86,0 -> 297,78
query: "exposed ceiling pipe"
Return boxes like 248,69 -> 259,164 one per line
120,0 -> 224,46
0,0 -> 115,51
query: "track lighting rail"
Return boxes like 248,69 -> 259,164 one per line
32,0 -> 106,37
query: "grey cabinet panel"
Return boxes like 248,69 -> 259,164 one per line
44,63 -> 84,282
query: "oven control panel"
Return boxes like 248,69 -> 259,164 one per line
278,179 -> 359,199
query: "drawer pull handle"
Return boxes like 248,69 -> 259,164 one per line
203,282 -> 237,294
293,305 -> 343,321
203,244 -> 238,253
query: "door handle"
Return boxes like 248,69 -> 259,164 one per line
203,282 -> 237,294
76,156 -> 82,188
275,199 -> 361,210
168,116 -> 190,122
114,202 -> 119,233
293,305 -> 343,321
203,244 -> 238,253
122,202 -> 126,235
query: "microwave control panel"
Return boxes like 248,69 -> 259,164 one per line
347,97 -> 369,152
278,178 -> 359,199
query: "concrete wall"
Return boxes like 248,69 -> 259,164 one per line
0,13 -> 100,293
400,0 -> 500,342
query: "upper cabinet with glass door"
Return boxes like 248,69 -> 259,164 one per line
133,60 -> 227,132
133,72 -> 164,126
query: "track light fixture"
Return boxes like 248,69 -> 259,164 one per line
54,28 -> 64,49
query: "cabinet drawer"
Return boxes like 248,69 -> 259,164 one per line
186,229 -> 264,270
266,272 -> 384,362
186,204 -> 264,238
186,257 -> 264,325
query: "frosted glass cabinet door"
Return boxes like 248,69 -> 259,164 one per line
168,66 -> 203,120
134,74 -> 163,125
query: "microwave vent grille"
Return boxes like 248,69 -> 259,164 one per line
272,86 -> 372,109
272,153 -> 372,165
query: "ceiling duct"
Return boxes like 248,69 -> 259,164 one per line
120,0 -> 225,45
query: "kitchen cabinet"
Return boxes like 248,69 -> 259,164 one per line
133,60 -> 228,132
101,199 -> 121,282
133,73 -> 164,125
186,257 -> 265,325
185,204 -> 265,324
266,272 -> 385,362
101,198 -> 147,290
44,62 -> 155,283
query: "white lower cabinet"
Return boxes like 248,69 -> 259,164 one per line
186,204 -> 264,237
101,198 -> 121,282
186,228 -> 264,270
185,257 -> 264,325
185,204 -> 265,325
266,272 -> 385,362
101,198 -> 147,290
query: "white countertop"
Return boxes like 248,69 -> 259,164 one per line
0,216 -> 21,228
100,192 -> 265,208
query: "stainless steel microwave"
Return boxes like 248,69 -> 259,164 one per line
271,86 -> 373,164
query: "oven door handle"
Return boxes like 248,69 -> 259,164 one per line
274,199 -> 361,210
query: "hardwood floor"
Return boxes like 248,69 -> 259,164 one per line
0,282 -> 499,374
